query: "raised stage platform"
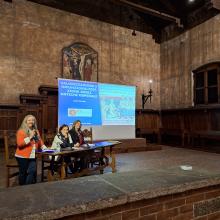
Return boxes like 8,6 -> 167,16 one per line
1,146 -> 220,219
1,169 -> 220,219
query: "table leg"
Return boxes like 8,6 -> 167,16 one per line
100,148 -> 105,174
60,158 -> 66,179
47,155 -> 55,181
41,155 -> 44,182
110,146 -> 116,173
47,169 -> 54,181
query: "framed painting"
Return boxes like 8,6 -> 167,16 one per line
62,42 -> 98,82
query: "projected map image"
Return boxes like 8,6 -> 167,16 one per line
100,97 -> 135,125
99,84 -> 135,125
102,99 -> 120,119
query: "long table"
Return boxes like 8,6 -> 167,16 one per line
36,141 -> 121,181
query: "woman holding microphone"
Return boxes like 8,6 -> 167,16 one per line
15,115 -> 47,185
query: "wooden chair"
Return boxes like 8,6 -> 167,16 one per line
82,128 -> 106,169
82,128 -> 93,143
82,128 -> 95,167
41,129 -> 67,181
3,130 -> 19,187
41,129 -> 57,181
42,129 -> 56,146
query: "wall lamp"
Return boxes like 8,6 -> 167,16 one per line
142,80 -> 153,109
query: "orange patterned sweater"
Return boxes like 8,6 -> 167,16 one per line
15,129 -> 45,158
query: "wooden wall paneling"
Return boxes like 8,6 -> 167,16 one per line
207,109 -> 211,131
182,108 -> 220,147
39,85 -> 58,133
158,108 -> 217,146
136,110 -> 160,131
0,105 -> 20,131
20,94 -> 48,134
160,110 -> 184,145
161,111 -> 181,129
183,111 -> 191,131
0,105 -> 21,149
189,110 -> 208,131
210,109 -> 220,130
136,110 -> 160,143
41,99 -> 48,131
46,95 -> 58,132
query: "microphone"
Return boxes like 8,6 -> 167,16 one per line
32,129 -> 39,142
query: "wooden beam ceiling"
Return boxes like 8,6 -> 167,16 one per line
112,0 -> 182,27
26,0 -> 220,43
159,0 -> 177,15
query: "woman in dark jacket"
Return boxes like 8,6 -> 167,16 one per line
69,120 -> 88,171
69,120 -> 85,146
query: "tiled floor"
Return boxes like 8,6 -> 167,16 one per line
1,145 -> 220,188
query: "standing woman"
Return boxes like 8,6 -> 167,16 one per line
15,115 -> 47,185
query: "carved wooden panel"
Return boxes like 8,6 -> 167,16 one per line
161,112 -> 182,130
210,110 -> 220,130
136,111 -> 159,131
184,111 -> 209,131
47,97 -> 58,132
0,107 -> 20,131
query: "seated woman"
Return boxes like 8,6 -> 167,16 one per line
69,120 -> 89,171
69,120 -> 84,146
51,124 -> 76,174
16,114 -> 47,185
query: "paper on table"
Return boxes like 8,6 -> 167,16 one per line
81,144 -> 89,147
80,143 -> 95,148
107,140 -> 120,144
72,146 -> 84,150
42,149 -> 56,153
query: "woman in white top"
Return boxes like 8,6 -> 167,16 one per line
51,125 -> 73,151
51,124 -> 76,174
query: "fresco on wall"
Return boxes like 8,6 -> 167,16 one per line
62,43 -> 98,81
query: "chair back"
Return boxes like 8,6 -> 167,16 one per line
43,129 -> 56,147
3,130 -> 17,164
82,128 -> 93,143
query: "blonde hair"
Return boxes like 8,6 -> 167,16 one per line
19,115 -> 38,135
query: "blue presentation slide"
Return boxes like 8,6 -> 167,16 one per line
58,79 -> 136,126
58,79 -> 102,126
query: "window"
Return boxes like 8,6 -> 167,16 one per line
194,63 -> 220,105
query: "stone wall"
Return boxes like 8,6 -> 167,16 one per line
160,14 -> 220,109
60,185 -> 220,220
1,1 -> 220,111
0,0 -> 160,109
